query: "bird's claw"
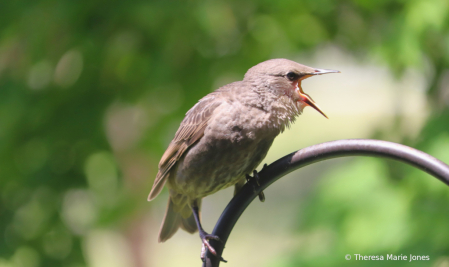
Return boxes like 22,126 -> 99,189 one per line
203,234 -> 221,242
246,164 -> 267,202
199,233 -> 227,262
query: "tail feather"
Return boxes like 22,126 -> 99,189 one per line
158,198 -> 199,242
180,215 -> 197,233
158,198 -> 181,242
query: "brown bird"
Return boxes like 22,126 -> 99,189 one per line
148,58 -> 338,258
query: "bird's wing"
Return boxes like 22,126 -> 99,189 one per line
148,93 -> 223,200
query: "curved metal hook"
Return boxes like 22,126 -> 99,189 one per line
202,139 -> 449,267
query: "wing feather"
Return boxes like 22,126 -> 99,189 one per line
148,94 -> 223,201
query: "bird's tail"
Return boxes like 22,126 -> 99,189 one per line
158,198 -> 199,242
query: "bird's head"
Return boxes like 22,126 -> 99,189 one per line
244,58 -> 339,118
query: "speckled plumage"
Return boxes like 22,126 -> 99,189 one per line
148,58 -> 337,243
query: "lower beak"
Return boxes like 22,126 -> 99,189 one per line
297,83 -> 328,119
302,95 -> 328,119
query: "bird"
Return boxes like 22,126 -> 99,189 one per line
148,58 -> 339,259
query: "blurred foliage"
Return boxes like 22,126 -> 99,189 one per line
0,0 -> 448,267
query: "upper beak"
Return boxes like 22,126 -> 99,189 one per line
312,68 -> 340,75
297,68 -> 340,119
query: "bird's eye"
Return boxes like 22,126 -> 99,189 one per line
286,72 -> 299,81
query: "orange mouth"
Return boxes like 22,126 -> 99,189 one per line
295,81 -> 328,119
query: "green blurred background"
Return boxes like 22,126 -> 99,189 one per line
1,0 -> 449,266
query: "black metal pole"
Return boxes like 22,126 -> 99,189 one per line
202,139 -> 449,267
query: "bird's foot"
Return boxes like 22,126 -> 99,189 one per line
246,164 -> 267,202
199,231 -> 227,263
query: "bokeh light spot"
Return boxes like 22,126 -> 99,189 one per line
42,224 -> 73,259
105,104 -> 149,151
11,247 -> 40,267
83,230 -> 133,267
54,49 -> 83,88
27,61 -> 53,90
84,152 -> 118,198
62,189 -> 96,235
12,188 -> 55,240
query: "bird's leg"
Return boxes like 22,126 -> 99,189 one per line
246,164 -> 267,202
191,205 -> 227,263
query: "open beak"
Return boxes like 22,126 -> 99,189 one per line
296,68 -> 340,119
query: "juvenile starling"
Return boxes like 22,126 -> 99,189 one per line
148,58 -> 338,257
